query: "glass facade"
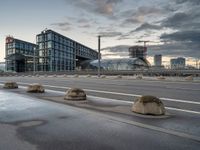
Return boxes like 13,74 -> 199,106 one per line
5,36 -> 36,72
81,58 -> 150,71
36,29 -> 98,72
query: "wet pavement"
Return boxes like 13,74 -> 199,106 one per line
0,89 -> 200,150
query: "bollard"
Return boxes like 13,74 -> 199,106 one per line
27,83 -> 45,93
132,95 -> 165,115
3,81 -> 18,89
64,88 -> 86,101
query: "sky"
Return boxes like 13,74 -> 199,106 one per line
0,0 -> 200,67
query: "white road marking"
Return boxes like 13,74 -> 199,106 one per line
23,86 -> 200,115
17,82 -> 200,105
1,84 -> 200,141
1,81 -> 200,115
0,81 -> 200,105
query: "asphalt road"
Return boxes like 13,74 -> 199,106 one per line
0,76 -> 200,112
0,90 -> 199,150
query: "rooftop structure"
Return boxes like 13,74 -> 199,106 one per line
129,46 -> 147,59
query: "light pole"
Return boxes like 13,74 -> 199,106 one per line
98,35 -> 101,77
33,47 -> 36,74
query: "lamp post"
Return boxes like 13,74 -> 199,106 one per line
98,35 -> 101,78
33,47 -> 36,74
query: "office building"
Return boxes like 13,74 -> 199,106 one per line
5,36 -> 36,72
154,54 -> 162,66
129,46 -> 147,59
170,57 -> 186,69
36,29 -> 98,71
0,62 -> 5,72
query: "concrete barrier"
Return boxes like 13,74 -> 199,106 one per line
27,83 -> 45,93
3,81 -> 18,89
100,75 -> 106,78
157,76 -> 166,80
132,95 -> 165,115
74,74 -> 79,78
185,75 -> 193,81
64,88 -> 86,101
136,75 -> 143,80
86,74 -> 91,78
116,75 -> 122,79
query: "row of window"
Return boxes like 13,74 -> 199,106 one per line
37,33 -> 74,47
6,42 -> 35,51
6,49 -> 34,56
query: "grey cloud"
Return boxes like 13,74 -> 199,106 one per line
121,6 -> 164,25
98,31 -> 122,37
66,0 -> 122,16
51,22 -> 72,31
160,30 -> 200,42
101,45 -> 130,52
117,23 -> 161,40
133,23 -> 162,32
175,0 -> 200,5
161,12 -> 200,30
79,24 -> 91,28
51,22 -> 71,27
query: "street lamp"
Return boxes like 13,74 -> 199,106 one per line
98,35 -> 101,78
33,47 -> 36,74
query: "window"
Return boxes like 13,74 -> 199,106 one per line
47,41 -> 52,48
47,33 -> 52,41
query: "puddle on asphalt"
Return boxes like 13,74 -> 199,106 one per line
18,120 -> 45,127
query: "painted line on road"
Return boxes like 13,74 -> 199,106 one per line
1,85 -> 199,142
16,82 -> 200,105
0,81 -> 200,106
42,88 -> 200,115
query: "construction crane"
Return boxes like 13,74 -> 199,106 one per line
137,40 -> 151,47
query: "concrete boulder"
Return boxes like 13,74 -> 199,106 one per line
86,74 -> 91,78
136,75 -> 143,80
116,75 -> 122,79
185,75 -> 193,81
74,74 -> 79,78
157,76 -> 166,80
132,95 -> 165,115
27,83 -> 45,93
3,81 -> 18,89
64,88 -> 86,101
100,75 -> 106,78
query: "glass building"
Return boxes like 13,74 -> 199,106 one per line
170,57 -> 186,69
36,29 -> 98,72
5,36 -> 36,72
81,58 -> 150,71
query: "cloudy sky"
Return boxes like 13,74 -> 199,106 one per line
0,0 -> 200,66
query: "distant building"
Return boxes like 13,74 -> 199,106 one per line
154,54 -> 162,66
129,46 -> 147,59
81,58 -> 150,71
36,29 -> 98,72
5,36 -> 37,72
0,62 -> 5,72
170,57 -> 186,69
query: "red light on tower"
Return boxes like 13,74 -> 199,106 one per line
6,36 -> 14,44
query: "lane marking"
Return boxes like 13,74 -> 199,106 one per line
33,87 -> 200,115
15,82 -> 200,105
1,84 -> 200,141
0,81 -> 200,106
